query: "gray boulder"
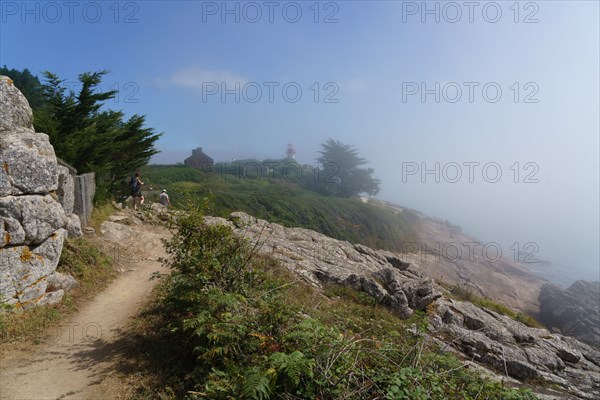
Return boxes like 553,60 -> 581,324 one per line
0,195 -> 67,246
66,214 -> 83,238
0,131 -> 59,196
36,289 -> 65,307
0,76 -> 34,133
0,229 -> 66,306
46,271 -> 79,292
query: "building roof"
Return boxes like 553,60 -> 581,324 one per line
184,147 -> 213,165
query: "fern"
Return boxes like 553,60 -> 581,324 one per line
241,367 -> 274,400
269,351 -> 315,387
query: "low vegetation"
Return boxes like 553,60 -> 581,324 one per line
121,203 -> 537,399
0,237 -> 115,343
141,165 -> 420,252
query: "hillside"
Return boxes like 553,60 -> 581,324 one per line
114,206 -> 598,399
140,165 -> 421,252
140,165 -> 550,314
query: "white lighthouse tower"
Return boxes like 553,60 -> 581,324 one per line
286,141 -> 296,160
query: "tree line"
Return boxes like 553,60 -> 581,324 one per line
1,66 -> 161,203
212,140 -> 381,198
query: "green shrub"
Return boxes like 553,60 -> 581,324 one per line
152,203 -> 538,399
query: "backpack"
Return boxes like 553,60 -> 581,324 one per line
129,177 -> 140,193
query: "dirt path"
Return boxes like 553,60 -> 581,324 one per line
0,211 -> 169,400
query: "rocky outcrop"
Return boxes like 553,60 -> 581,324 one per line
432,298 -> 600,399
0,230 -> 66,306
205,211 -> 600,399
0,130 -> 58,196
0,76 -> 80,308
46,271 -> 79,292
371,204 -> 549,315
539,281 -> 600,348
0,77 -> 34,133
212,211 -> 442,320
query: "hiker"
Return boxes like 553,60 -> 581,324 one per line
129,172 -> 144,210
158,189 -> 171,208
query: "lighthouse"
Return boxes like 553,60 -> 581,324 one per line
286,141 -> 296,160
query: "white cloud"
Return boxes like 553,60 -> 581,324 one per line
154,67 -> 247,90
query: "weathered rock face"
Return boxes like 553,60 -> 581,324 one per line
215,211 -> 442,320
0,230 -> 66,307
432,298 -> 600,399
0,195 -> 67,246
539,281 -> 600,348
0,76 -> 80,308
207,211 -> 600,399
0,130 -> 58,196
364,205 -> 548,315
0,76 -> 34,133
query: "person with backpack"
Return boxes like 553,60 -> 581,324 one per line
129,172 -> 144,210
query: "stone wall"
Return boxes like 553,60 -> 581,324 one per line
0,76 -> 82,309
73,173 -> 95,228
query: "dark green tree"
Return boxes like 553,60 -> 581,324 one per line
32,70 -> 161,203
316,139 -> 381,197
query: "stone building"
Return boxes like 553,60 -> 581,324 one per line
184,147 -> 213,169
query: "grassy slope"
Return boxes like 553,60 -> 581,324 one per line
141,165 -> 420,252
141,165 -> 544,330
116,206 -> 537,399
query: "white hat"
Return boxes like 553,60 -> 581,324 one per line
162,189 -> 167,192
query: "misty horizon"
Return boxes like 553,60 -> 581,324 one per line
149,142 -> 598,288
4,1 -> 598,287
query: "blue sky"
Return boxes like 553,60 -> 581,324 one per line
1,1 -> 599,283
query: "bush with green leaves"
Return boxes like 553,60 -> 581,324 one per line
158,202 -> 538,399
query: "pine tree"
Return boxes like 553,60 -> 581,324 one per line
28,69 -> 161,203
316,139 -> 381,197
